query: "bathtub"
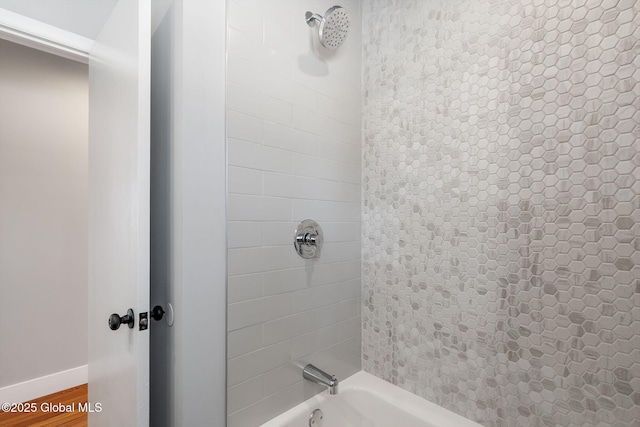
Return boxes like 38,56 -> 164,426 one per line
260,371 -> 482,427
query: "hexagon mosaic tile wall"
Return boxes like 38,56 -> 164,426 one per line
362,0 -> 640,426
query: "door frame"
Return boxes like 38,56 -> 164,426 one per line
0,7 -> 92,63
149,2 -> 227,425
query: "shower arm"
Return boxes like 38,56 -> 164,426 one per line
305,12 -> 323,27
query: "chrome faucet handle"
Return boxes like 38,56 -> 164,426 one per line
294,220 -> 324,259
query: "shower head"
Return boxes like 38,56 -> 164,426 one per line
305,5 -> 350,50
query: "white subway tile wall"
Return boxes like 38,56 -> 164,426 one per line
226,1 -> 362,425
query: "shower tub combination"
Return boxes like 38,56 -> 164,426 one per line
261,371 -> 482,427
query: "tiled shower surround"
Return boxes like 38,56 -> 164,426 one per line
226,0 -> 362,425
362,0 -> 640,426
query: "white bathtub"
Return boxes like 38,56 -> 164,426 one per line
260,371 -> 482,427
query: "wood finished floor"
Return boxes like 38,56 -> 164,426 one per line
0,384 -> 87,427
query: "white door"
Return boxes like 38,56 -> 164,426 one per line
87,0 -> 150,426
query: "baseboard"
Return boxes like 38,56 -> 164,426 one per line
0,365 -> 87,404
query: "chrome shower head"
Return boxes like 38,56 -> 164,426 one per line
305,5 -> 350,50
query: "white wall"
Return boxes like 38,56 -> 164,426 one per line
226,1 -> 362,425
0,39 -> 88,393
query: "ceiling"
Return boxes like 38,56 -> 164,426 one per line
0,0 -> 118,39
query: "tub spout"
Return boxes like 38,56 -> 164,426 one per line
303,364 -> 339,395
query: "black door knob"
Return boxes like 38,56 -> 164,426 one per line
108,308 -> 135,330
151,305 -> 165,321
